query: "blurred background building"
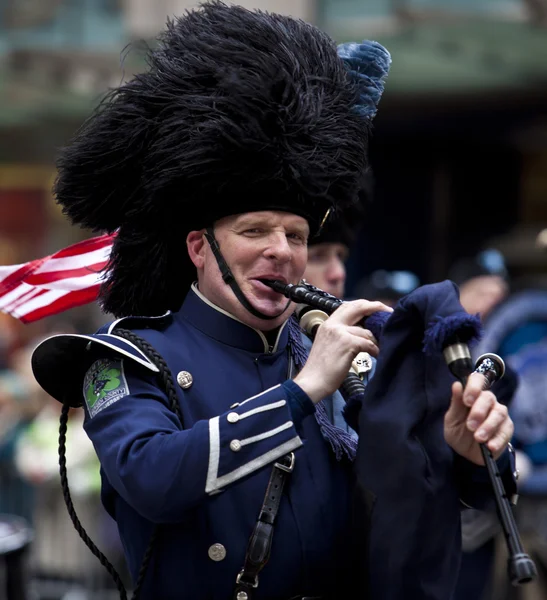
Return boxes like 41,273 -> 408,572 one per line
1,2 -> 547,599
1,0 -> 547,289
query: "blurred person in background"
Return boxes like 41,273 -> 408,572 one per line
302,178 -> 420,306
303,179 -> 370,298
536,228 -> 547,254
450,249 -> 518,410
469,234 -> 547,600
303,232 -> 349,298
352,268 -> 420,306
450,249 -> 510,321
10,328 -> 127,597
450,249 -> 525,600
0,338 -> 42,524
0,335 -> 42,600
14,336 -> 104,593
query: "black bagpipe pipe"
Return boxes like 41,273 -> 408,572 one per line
264,281 -> 537,599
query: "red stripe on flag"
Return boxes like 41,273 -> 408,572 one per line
3,288 -> 45,314
24,262 -> 108,286
0,257 -> 49,296
52,233 -> 116,259
20,285 -> 102,323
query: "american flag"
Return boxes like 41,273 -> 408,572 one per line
0,234 -> 114,323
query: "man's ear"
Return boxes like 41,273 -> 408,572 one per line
187,230 -> 206,269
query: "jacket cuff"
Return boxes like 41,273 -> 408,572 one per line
205,384 -> 303,494
282,379 -> 315,429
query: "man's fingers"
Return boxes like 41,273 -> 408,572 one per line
462,372 -> 489,407
466,391 -> 496,432
346,327 -> 379,357
486,420 -> 514,456
445,381 -> 469,424
347,326 -> 377,344
328,299 -> 393,327
472,402 -> 509,442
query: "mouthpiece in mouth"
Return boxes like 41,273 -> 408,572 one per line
259,279 -> 288,294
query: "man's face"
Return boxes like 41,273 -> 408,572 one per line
459,275 -> 508,319
303,242 -> 348,298
190,211 -> 309,331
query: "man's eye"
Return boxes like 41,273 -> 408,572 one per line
287,233 -> 306,243
243,228 -> 263,235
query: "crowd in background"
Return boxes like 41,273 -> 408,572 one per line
0,309 -> 129,599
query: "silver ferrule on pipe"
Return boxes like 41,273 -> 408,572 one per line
443,343 -> 471,365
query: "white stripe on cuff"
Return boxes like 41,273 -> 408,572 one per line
238,421 -> 294,447
236,399 -> 286,421
237,384 -> 281,407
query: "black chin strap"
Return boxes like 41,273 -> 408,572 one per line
204,228 -> 291,321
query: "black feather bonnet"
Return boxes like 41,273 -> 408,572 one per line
54,1 -> 390,317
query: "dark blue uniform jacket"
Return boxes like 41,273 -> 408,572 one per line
31,284 -> 516,600
40,286 -> 358,599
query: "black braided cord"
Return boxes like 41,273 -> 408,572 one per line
57,327 -> 183,599
115,328 -> 184,598
115,329 -> 184,422
59,403 -> 128,599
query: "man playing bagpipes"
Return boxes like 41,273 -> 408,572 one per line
29,3 -> 516,599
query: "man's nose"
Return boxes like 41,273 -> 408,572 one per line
264,234 -> 292,262
327,257 -> 346,283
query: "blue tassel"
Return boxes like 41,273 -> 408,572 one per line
287,317 -> 358,461
422,313 -> 483,358
337,40 -> 391,121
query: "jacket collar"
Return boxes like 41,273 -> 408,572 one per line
176,284 -> 290,354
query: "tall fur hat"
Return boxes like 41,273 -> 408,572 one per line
54,1 -> 390,317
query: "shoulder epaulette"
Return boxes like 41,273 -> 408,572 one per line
32,312 -> 172,407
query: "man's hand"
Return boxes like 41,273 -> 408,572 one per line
444,372 -> 514,465
293,299 -> 392,404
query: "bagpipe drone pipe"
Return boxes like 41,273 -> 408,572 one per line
262,278 -> 536,600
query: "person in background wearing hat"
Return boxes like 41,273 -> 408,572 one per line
455,244 -> 547,600
303,232 -> 350,299
30,4 -> 515,599
302,186 -> 368,299
449,249 -> 509,322
351,269 -> 421,307
449,249 -> 517,410
302,181 -> 420,305
449,249 -> 521,600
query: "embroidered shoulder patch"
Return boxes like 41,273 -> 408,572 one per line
83,358 -> 129,418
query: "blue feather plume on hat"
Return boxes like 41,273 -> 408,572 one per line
337,40 -> 391,120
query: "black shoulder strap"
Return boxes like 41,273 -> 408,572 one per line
232,353 -> 297,599
233,453 -> 295,599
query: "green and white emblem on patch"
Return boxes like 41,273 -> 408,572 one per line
83,358 -> 129,418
